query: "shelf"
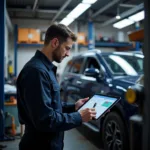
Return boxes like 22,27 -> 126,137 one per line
18,42 -> 132,48
17,43 -> 44,47
95,42 -> 132,48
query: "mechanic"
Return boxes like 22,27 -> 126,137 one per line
17,23 -> 96,150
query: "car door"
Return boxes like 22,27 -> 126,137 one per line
79,56 -> 111,97
79,56 -> 111,126
64,57 -> 85,102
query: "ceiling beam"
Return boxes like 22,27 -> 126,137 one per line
33,0 -> 38,11
100,3 -> 144,27
51,0 -> 72,23
92,0 -> 120,18
8,8 -> 69,14
119,3 -> 137,8
11,16 -> 54,20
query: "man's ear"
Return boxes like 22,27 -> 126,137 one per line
51,38 -> 59,49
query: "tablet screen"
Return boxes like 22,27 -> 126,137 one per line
78,94 -> 119,119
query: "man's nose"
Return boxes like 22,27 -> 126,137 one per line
66,50 -> 70,57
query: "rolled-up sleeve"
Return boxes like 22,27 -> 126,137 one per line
22,67 -> 82,132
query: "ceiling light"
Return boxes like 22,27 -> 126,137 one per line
116,15 -> 121,20
60,17 -> 74,26
82,0 -> 97,4
113,19 -> 134,29
129,11 -> 144,22
67,3 -> 91,19
116,6 -> 121,20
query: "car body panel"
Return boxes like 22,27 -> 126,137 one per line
60,50 -> 143,132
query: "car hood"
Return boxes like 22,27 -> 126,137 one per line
114,75 -> 141,85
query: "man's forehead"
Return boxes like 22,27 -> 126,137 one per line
64,38 -> 74,46
66,37 -> 74,43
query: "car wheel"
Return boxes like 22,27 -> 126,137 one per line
102,112 -> 128,150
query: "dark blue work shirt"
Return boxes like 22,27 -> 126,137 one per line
17,50 -> 82,150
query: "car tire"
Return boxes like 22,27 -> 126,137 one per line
102,112 -> 128,150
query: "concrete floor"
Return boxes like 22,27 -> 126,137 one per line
0,125 -> 103,150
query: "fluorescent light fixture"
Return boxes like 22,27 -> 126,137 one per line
82,0 -> 97,4
129,11 -> 144,22
67,3 -> 91,19
116,15 -> 121,20
60,2 -> 92,26
60,17 -> 74,26
113,19 -> 134,29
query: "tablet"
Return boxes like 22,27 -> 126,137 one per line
78,94 -> 120,120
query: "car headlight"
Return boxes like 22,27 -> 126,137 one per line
126,84 -> 144,104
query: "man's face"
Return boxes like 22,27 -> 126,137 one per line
52,38 -> 74,63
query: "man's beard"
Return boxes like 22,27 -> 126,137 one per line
52,46 -> 62,63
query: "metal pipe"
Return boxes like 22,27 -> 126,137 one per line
51,0 -> 72,23
101,3 -> 144,27
33,0 -> 38,11
92,0 -> 120,18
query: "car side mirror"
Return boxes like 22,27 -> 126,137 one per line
84,68 -> 100,78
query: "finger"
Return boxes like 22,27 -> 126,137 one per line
90,115 -> 96,120
82,97 -> 89,102
91,114 -> 96,117
91,112 -> 97,115
90,108 -> 96,111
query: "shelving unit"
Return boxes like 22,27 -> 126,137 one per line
95,42 -> 132,48
17,43 -> 44,47
17,42 -> 133,48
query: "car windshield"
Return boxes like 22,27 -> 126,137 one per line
102,53 -> 144,76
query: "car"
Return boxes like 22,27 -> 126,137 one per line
60,50 -> 144,150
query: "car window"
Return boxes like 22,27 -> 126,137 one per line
103,54 -> 144,76
104,57 -> 125,73
64,60 -> 73,73
70,58 -> 84,74
83,57 -> 100,72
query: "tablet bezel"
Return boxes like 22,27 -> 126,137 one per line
77,93 -> 121,120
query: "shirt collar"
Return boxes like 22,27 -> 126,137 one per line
35,50 -> 56,71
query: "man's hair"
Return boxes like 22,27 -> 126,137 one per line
44,23 -> 77,46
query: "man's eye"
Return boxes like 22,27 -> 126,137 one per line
66,47 -> 70,50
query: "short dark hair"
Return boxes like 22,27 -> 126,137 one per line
44,23 -> 77,46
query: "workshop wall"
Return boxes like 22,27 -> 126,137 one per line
11,18 -> 133,76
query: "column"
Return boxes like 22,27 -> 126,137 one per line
0,0 -> 5,140
14,24 -> 18,76
88,21 -> 95,50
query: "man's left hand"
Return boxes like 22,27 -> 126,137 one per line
75,97 -> 89,110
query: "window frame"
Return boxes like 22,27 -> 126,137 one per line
81,55 -> 104,75
69,57 -> 85,74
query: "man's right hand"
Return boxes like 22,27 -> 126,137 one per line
79,108 -> 96,122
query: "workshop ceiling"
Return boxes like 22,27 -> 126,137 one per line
7,0 -> 143,25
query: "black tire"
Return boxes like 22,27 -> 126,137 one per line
102,112 -> 129,150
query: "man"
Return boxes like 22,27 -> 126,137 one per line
17,23 -> 96,150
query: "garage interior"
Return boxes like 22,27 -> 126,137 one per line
1,0 -> 150,150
